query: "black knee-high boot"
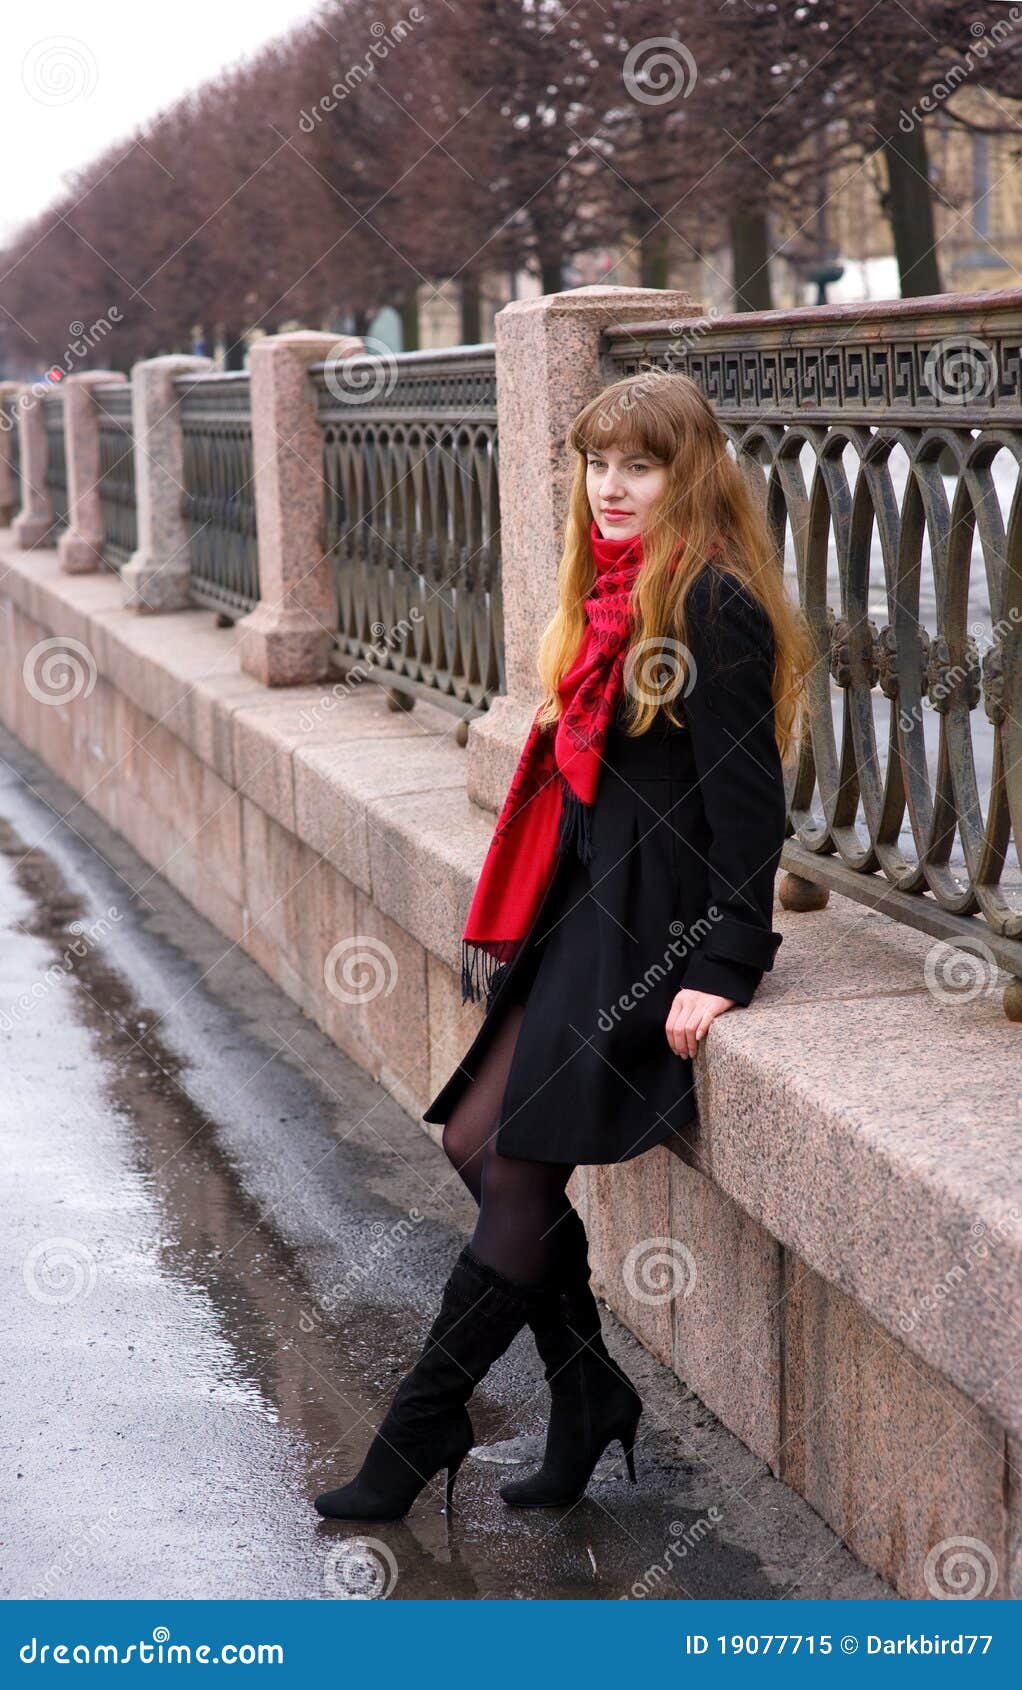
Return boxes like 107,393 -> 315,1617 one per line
314,1243 -> 550,1521
500,1209 -> 643,1507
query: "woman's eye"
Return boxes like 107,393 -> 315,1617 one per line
587,459 -> 650,471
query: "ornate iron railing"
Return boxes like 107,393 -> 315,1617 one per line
312,344 -> 501,722
603,289 -> 1022,1006
42,390 -> 69,537
94,382 -> 137,570
175,370 -> 258,616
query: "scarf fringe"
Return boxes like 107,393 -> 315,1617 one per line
556,770 -> 594,865
461,937 -> 519,1006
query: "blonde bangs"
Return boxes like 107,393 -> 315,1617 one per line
535,372 -> 813,766
567,380 -> 681,465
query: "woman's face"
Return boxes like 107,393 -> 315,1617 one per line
585,443 -> 669,541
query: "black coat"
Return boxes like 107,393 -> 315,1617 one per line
423,564 -> 789,1165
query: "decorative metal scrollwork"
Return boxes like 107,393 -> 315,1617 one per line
174,372 -> 258,617
94,384 -> 137,571
313,346 -> 501,718
603,297 -> 1022,998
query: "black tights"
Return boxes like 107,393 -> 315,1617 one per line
441,999 -> 576,1287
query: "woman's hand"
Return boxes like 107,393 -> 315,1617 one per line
665,987 -> 737,1059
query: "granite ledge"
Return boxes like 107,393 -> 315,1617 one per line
1,529 -> 1019,1440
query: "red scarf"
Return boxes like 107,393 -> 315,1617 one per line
461,519 -> 649,1004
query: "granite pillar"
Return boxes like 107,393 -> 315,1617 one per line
12,384 -> 55,549
57,370 -> 127,574
468,285 -> 705,813
237,331 -> 363,686
122,354 -> 213,612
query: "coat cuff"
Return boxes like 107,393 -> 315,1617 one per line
700,914 -> 783,972
682,918 -> 783,1006
681,953 -> 762,1007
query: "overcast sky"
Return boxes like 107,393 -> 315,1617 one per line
0,0 -> 322,243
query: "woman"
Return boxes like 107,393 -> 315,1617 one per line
314,371 -> 809,1522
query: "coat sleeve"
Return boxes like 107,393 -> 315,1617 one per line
677,566 -> 788,1007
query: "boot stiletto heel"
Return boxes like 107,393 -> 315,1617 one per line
315,1244 -> 551,1523
443,1453 -> 467,1513
622,1418 -> 640,1482
500,1209 -> 644,1510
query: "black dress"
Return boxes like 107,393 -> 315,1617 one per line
422,564 -> 789,1165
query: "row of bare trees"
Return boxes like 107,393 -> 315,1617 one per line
3,0 -> 1021,374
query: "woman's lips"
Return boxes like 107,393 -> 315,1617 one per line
602,510 -> 632,520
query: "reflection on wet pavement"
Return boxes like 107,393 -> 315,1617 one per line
0,729 -> 894,1601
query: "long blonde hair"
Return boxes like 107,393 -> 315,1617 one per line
535,372 -> 811,765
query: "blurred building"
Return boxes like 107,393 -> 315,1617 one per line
411,85 -> 1022,346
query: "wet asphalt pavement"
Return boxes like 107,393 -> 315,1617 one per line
0,723 -> 895,1602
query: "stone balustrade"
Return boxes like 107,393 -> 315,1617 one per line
2,285 -> 1021,1600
